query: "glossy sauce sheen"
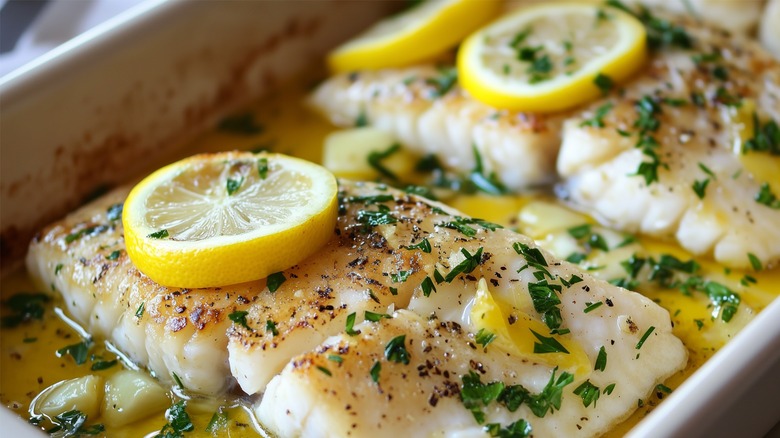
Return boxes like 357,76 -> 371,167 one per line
2,83 -> 778,437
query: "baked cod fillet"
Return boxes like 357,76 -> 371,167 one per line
557,13 -> 780,270
253,181 -> 687,438
310,65 -> 563,190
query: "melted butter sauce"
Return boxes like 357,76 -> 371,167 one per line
2,82 -> 778,437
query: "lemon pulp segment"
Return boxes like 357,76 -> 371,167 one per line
328,0 -> 502,72
458,2 -> 647,112
123,152 -> 338,288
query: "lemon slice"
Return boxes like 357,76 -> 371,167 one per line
458,2 -> 647,112
123,152 -> 338,288
328,0 -> 502,73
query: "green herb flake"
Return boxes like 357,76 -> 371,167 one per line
172,372 -> 185,390
656,383 -> 672,394
594,73 -> 614,95
421,276 -> 436,297
370,361 -> 381,383
475,328 -> 497,349
485,419 -> 533,438
57,340 -> 91,365
391,270 -> 413,283
603,383 -> 616,394
328,354 -> 343,363
568,224 -> 592,239
106,203 -> 124,222
205,411 -> 228,434
425,66 -> 458,98
743,114 -> 779,155
573,380 -> 601,407
1,293 -> 50,328
226,176 -> 244,196
357,204 -> 398,227
704,281 -> 740,322
365,311 -> 391,322
368,143 -> 401,180
166,400 -> 194,434
384,335 -> 411,364
698,162 -> 716,178
566,252 -> 587,264
316,365 -> 332,376
405,238 -> 432,253
531,330 -> 569,354
460,371 -> 506,424
266,320 -> 279,336
228,310 -> 250,330
106,250 -> 121,261
584,301 -> 603,313
595,346 -> 607,371
580,102 -> 614,128
444,247 -> 484,283
389,286 -> 399,296
694,319 -> 704,330
345,312 -> 361,336
470,144 -> 508,195
135,302 -> 145,318
266,272 -> 286,293
90,359 -> 118,371
48,410 -> 104,437
257,157 -> 269,179
748,253 -> 763,271
148,229 -> 169,239
755,183 -> 780,209
692,178 -> 710,199
527,367 -> 574,417
635,326 -> 656,349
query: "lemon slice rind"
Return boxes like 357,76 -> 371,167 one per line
458,2 -> 647,113
328,0 -> 502,72
123,152 -> 338,288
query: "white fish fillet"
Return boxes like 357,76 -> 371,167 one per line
255,182 -> 687,438
310,66 -> 562,190
557,15 -> 780,269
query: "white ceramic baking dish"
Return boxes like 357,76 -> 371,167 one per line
1,1 -> 778,436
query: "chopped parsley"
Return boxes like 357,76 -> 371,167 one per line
635,326 -> 656,349
65,225 -> 110,244
391,270 -> 412,283
266,272 -> 286,292
328,354 -> 343,363
425,66 -> 458,98
526,367 -> 574,417
106,250 -> 121,261
148,229 -> 169,239
135,302 -> 145,318
704,282 -> 740,322
748,253 -> 762,271
485,420 -> 533,438
368,143 -> 401,180
584,301 -> 603,313
106,203 -> 124,221
527,280 -> 563,331
580,102 -> 613,128
257,157 -> 269,179
364,311 -> 391,322
226,176 -> 243,195
90,359 -> 118,371
1,292 -> 50,328
421,276 -> 436,297
265,320 -> 279,336
316,365 -> 332,376
475,328 -> 497,349
46,410 -> 104,437
594,73 -> 614,95
531,330 -> 569,354
743,114 -> 779,155
438,217 -> 503,237
228,310 -> 250,330
345,312 -> 361,336
573,380 -> 601,407
357,204 -> 398,226
755,183 -> 780,209
444,247 -> 484,282
405,238 -> 432,253
370,361 -> 381,383
460,371 -> 506,424
156,400 -> 194,437
692,178 -> 710,199
384,335 -> 410,364
205,411 -> 228,434
470,144 -> 508,195
595,346 -> 607,371
57,340 -> 92,365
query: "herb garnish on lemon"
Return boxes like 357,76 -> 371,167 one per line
123,152 -> 338,288
458,2 -> 647,112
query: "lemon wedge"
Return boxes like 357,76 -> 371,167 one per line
458,2 -> 647,112
123,152 -> 338,288
328,0 -> 502,73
